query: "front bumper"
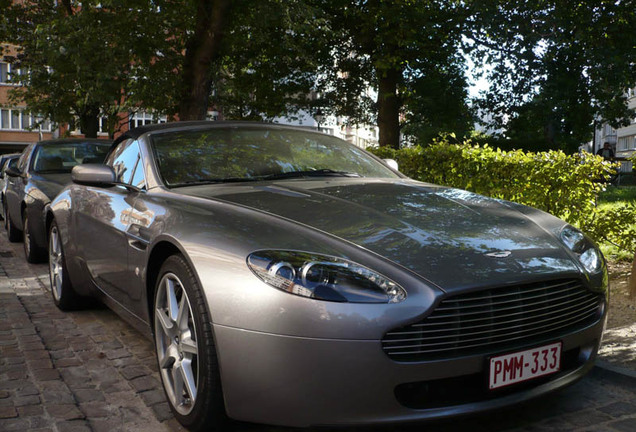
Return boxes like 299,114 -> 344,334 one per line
213,314 -> 605,427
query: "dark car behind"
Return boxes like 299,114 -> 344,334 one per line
4,138 -> 111,262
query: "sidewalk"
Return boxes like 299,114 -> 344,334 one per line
0,239 -> 181,432
598,323 -> 636,375
1,230 -> 636,432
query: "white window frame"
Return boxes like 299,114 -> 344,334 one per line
617,135 -> 636,152
0,62 -> 22,86
0,108 -> 52,132
129,111 -> 167,129
69,115 -> 110,136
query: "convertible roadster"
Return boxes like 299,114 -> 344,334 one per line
46,122 -> 607,430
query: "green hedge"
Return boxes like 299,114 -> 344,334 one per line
369,139 -> 635,255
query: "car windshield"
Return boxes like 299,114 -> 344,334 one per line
32,142 -> 111,173
151,127 -> 399,187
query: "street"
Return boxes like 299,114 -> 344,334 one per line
1,232 -> 636,432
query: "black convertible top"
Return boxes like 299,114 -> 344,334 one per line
111,120 -> 323,147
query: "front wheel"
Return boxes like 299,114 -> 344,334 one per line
154,255 -> 226,431
6,210 -> 21,242
49,221 -> 86,310
24,213 -> 45,263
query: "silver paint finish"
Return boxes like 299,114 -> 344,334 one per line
214,320 -> 603,427
71,164 -> 116,185
47,122 -> 608,427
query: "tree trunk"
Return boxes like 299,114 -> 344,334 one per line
629,252 -> 636,298
178,0 -> 231,121
377,68 -> 401,149
79,106 -> 100,138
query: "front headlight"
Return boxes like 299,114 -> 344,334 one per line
247,250 -> 407,303
560,225 -> 603,274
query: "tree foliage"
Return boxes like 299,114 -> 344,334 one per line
314,0 -> 472,149
209,0 -> 330,121
470,0 -> 636,152
1,0 -> 634,147
369,139 -> 633,251
0,0 -> 163,137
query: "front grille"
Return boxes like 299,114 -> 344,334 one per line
395,347 -> 584,409
382,279 -> 603,362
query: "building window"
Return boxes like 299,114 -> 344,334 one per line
617,135 -> 636,152
99,117 -> 109,134
0,62 -> 22,85
0,109 -> 9,129
129,111 -> 166,129
0,62 -> 9,84
0,108 -> 52,132
603,124 -> 616,136
69,116 -> 111,136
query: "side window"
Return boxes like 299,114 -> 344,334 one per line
129,158 -> 145,189
17,145 -> 33,172
106,139 -> 146,188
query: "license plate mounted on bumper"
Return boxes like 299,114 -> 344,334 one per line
489,342 -> 562,390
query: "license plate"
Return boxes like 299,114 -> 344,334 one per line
489,342 -> 561,390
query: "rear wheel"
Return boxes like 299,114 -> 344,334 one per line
49,221 -> 86,310
24,213 -> 45,263
6,209 -> 21,242
154,255 -> 226,431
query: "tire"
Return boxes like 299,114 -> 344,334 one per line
49,221 -> 86,311
154,255 -> 226,431
6,209 -> 22,243
23,212 -> 45,263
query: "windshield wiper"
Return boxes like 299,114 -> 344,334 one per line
261,169 -> 360,180
171,177 -> 261,187
170,170 -> 361,187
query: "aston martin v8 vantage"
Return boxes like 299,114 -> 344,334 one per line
46,122 -> 608,430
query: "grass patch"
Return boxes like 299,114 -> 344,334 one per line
600,244 -> 635,262
598,185 -> 636,204
596,185 -> 636,262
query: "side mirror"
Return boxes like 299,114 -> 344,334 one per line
72,164 -> 116,186
383,158 -> 399,171
5,166 -> 22,178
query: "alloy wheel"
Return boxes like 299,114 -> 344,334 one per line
23,216 -> 30,256
154,272 -> 199,415
49,225 -> 63,301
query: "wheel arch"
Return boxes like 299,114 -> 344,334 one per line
146,240 -> 185,332
45,207 -> 55,240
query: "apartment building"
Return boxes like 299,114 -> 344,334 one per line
593,86 -> 636,172
615,86 -> 636,171
272,110 -> 379,149
1,45 -> 55,153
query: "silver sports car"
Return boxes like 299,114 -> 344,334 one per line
47,122 -> 608,430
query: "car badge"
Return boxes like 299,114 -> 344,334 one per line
485,251 -> 512,258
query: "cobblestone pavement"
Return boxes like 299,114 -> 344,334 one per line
1,232 -> 636,432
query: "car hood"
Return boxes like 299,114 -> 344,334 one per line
29,173 -> 72,201
181,178 -> 580,291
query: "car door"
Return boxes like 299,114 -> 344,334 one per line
0,157 -> 18,219
5,145 -> 34,228
74,138 -> 145,308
